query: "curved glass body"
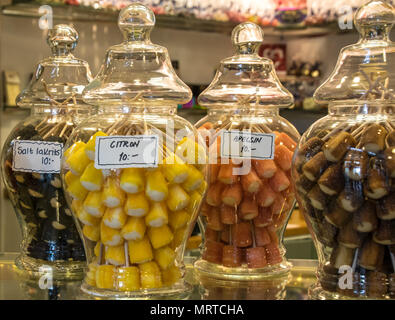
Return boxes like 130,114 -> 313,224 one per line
61,107 -> 206,298
293,104 -> 395,299
1,107 -> 89,279
194,108 -> 299,279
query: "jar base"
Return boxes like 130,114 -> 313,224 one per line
80,280 -> 192,300
194,258 -> 292,281
308,283 -> 394,300
15,254 -> 85,281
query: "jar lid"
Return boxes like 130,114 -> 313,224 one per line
16,24 -> 93,108
83,3 -> 192,106
198,22 -> 293,109
314,0 -> 395,104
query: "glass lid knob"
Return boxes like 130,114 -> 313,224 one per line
231,22 -> 264,54
47,24 -> 78,55
354,0 -> 395,39
118,2 -> 155,42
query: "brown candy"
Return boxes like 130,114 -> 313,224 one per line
386,131 -> 395,147
294,174 -> 315,195
384,147 -> 395,178
207,207 -> 224,231
318,162 -> 344,196
302,152 -> 329,182
239,196 -> 259,220
203,240 -> 224,264
338,220 -> 363,249
338,179 -> 364,212
253,207 -> 273,227
377,193 -> 395,220
205,228 -> 219,242
220,205 -> 237,225
360,124 -> 388,154
295,137 -> 324,173
324,201 -> 352,228
343,148 -> 369,181
254,227 -> 272,247
365,157 -> 390,200
359,238 -> 385,270
246,247 -> 268,268
308,184 -> 329,211
222,245 -> 243,267
367,271 -> 388,298
352,201 -> 378,233
329,244 -> 355,269
373,220 -> 395,245
265,242 -> 282,265
232,222 -> 252,248
323,132 -> 356,162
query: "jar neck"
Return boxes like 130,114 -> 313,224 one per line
207,107 -> 280,117
97,105 -> 177,116
328,103 -> 394,117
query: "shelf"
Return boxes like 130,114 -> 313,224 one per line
2,2 -> 347,37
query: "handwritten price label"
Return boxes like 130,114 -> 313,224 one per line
220,130 -> 275,160
12,140 -> 63,173
94,135 -> 159,169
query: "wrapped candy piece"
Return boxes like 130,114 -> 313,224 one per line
239,196 -> 259,220
83,224 -> 100,242
352,201 -> 378,233
67,176 -> 88,201
384,147 -> 395,178
367,271 -> 388,298
207,207 -> 224,231
175,137 -> 206,166
105,245 -> 126,266
275,132 -> 297,151
94,242 -> 101,257
221,183 -> 243,207
338,180 -> 364,212
139,261 -> 162,289
274,144 -> 293,171
337,221 -> 363,249
343,149 -> 369,181
359,124 -> 387,154
171,226 -> 186,249
222,246 -> 243,267
64,141 -> 85,161
83,191 -> 105,218
308,185 -> 329,211
65,171 -> 78,187
120,168 -> 145,194
182,165 -> 204,192
168,210 -> 189,230
254,227 -> 272,246
254,207 -> 273,227
359,238 -> 384,270
85,263 -> 98,287
66,143 -> 91,176
220,205 -> 237,225
124,192 -> 149,217
256,180 -> 276,207
145,202 -> 168,227
265,242 -> 282,265
162,264 -> 181,286
85,131 -> 107,160
269,169 -> 290,193
166,185 -> 190,211
102,177 -> 125,208
373,220 -> 395,245
154,246 -> 176,270
206,182 -> 225,207
128,236 -> 154,264
121,216 -> 146,241
78,208 -> 101,227
318,163 -> 344,196
295,174 -> 315,195
146,170 -> 168,202
232,222 -> 252,248
252,159 -> 277,179
246,247 -> 267,268
116,266 -> 140,291
95,265 -> 115,289
377,193 -> 395,220
103,207 -> 127,229
324,201 -> 352,228
365,157 -> 390,200
202,240 -> 224,264
100,221 -> 123,246
323,132 -> 356,162
148,225 -> 174,249
204,228 -> 218,242
80,163 -> 103,192
217,163 -> 239,185
186,191 -> 202,214
241,168 -> 262,193
161,153 -> 189,184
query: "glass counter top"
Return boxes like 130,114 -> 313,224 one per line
0,252 -> 317,300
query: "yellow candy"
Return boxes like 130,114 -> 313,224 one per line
120,168 -> 145,194
94,242 -> 102,257
154,246 -> 175,270
101,221 -> 123,246
67,177 -> 88,201
82,224 -> 100,242
162,264 -> 181,286
175,137 -> 207,166
66,143 -> 90,176
121,216 -> 146,241
96,265 -> 115,289
65,171 -> 78,187
116,266 -> 140,291
148,225 -> 173,249
145,202 -> 168,228
186,191 -> 202,214
197,180 -> 207,195
145,170 -> 168,202
105,245 -> 126,266
128,236 -> 153,264
85,131 -> 107,160
166,185 -> 190,211
85,262 -> 98,287
124,192 -> 149,217
171,226 -> 186,249
182,165 -> 204,192
161,154 -> 189,184
139,261 -> 162,289
71,199 -> 83,214
102,176 -> 125,208
80,162 -> 103,191
78,208 -> 101,227
64,141 -> 85,161
168,210 -> 189,230
103,207 -> 127,229
83,191 -> 105,218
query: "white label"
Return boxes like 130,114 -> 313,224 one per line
94,135 -> 159,169
220,130 -> 275,160
12,140 -> 63,173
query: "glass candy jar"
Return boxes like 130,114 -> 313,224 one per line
194,22 -> 300,280
292,0 -> 395,300
1,25 -> 92,280
62,4 -> 207,299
